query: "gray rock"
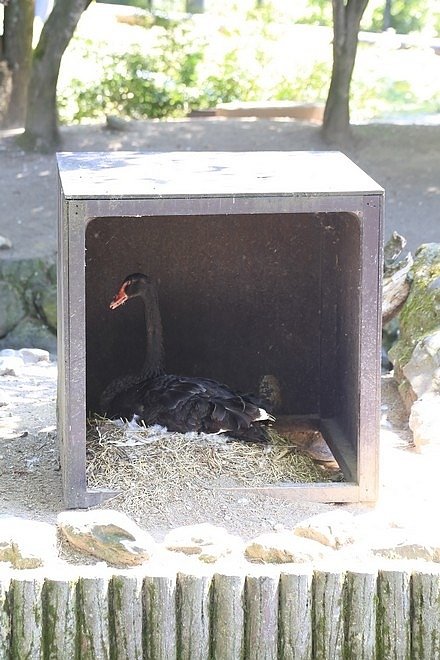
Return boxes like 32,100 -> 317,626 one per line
0,516 -> 57,569
0,348 -> 17,357
389,243 -> 440,391
382,248 -> 413,324
106,115 -> 137,131
0,280 -> 26,336
0,258 -> 57,349
403,330 -> 440,449
388,244 -> 440,447
409,393 -> 440,448
47,262 -> 57,284
0,257 -> 51,292
428,275 -> 440,292
34,283 -> 57,331
0,317 -> 56,354
372,542 -> 437,561
18,347 -> 50,364
370,527 -> 440,562
0,355 -> 24,376
403,331 -> 440,397
0,235 -> 12,250
383,231 -> 407,268
293,510 -> 356,549
164,523 -> 242,562
58,509 -> 155,566
365,525 -> 440,561
245,531 -> 330,563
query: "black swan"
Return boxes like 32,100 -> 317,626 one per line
101,273 -> 274,443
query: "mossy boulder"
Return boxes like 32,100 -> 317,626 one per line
0,281 -> 26,336
0,257 -> 51,293
0,317 -> 57,354
47,262 -> 57,284
0,257 -> 56,350
34,284 -> 57,331
389,243 -> 440,399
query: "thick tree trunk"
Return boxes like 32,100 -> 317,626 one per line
0,62 -> 13,125
383,0 -> 392,30
322,0 -> 369,142
2,0 -> 34,127
186,0 -> 204,13
21,0 -> 91,152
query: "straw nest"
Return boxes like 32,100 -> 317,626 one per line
86,418 -> 334,519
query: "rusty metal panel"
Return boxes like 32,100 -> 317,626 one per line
57,152 -> 383,508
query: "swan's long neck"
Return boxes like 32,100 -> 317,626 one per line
140,285 -> 165,378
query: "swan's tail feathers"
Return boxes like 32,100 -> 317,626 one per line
257,407 -> 275,422
213,399 -> 274,444
230,423 -> 272,444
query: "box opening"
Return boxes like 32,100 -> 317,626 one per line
85,211 -> 360,481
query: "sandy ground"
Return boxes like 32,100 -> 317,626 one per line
0,119 -> 439,545
0,354 -> 422,541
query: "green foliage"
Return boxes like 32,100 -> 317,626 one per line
434,7 -> 440,36
368,0 -> 430,34
69,55 -> 191,121
277,0 -> 437,34
296,0 -> 333,27
349,39 -> 440,120
59,25 -> 204,121
272,61 -> 330,103
59,13 -> 266,122
96,0 -> 152,9
350,74 -> 439,120
196,50 -> 261,106
245,2 -> 277,28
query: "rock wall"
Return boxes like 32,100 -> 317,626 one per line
0,258 -> 57,354
389,243 -> 440,448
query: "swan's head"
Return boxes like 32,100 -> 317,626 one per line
109,273 -> 155,310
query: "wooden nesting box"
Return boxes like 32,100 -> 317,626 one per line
57,151 -> 383,508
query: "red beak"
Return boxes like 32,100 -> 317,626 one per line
109,284 -> 128,310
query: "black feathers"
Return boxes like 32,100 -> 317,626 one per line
103,273 -> 274,444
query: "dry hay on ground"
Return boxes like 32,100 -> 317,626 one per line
86,419 -> 336,520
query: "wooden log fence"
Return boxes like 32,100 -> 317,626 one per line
0,567 -> 439,659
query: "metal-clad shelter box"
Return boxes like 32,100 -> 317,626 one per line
57,151 -> 383,508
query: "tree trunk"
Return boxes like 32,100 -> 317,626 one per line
186,0 -> 204,13
0,62 -> 13,126
2,0 -> 34,128
20,0 -> 91,152
322,0 -> 369,142
383,0 -> 392,31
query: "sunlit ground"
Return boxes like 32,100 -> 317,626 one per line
377,374 -> 440,528
1,360 -> 439,532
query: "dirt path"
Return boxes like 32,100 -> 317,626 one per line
0,352 -> 431,543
